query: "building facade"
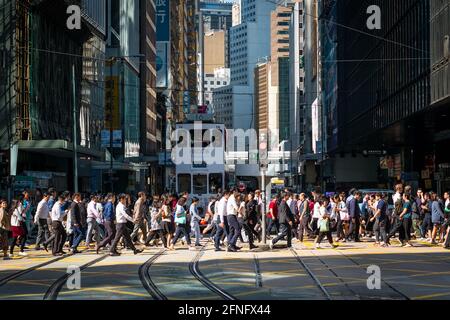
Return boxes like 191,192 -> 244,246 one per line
326,0 -> 431,190
205,67 -> 230,108
430,0 -> 450,193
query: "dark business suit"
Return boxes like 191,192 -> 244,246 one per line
347,198 -> 361,241
272,200 -> 295,247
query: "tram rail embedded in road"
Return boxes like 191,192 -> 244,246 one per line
43,254 -> 109,300
139,249 -> 168,300
188,241 -> 237,300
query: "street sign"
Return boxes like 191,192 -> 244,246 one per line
363,150 -> 387,156
101,130 -> 122,148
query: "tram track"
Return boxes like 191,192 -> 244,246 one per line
43,254 -> 109,300
334,249 -> 411,300
189,241 -> 237,300
138,249 -> 168,300
290,248 -> 332,300
0,251 -> 82,287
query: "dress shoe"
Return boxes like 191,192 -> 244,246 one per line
109,252 -> 121,257
134,249 -> 143,255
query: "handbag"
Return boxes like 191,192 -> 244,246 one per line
319,219 -> 330,233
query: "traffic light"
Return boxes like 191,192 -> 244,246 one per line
259,130 -> 268,170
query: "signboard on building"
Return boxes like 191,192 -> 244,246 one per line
104,76 -> 120,130
311,98 -> 319,154
156,0 -> 170,42
101,130 -> 123,148
156,41 -> 169,88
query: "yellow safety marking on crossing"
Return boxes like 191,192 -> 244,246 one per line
386,280 -> 450,289
260,270 -> 308,276
206,281 -> 256,287
385,270 -> 450,280
0,292 -> 45,299
411,291 -> 450,300
8,279 -> 57,286
61,287 -> 151,298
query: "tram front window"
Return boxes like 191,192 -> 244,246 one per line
209,174 -> 223,194
178,174 -> 191,194
193,175 -> 207,195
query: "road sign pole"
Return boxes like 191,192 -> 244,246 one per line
261,169 -> 267,245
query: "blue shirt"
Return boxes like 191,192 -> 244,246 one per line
48,197 -> 55,211
376,199 -> 387,221
402,202 -> 412,219
431,201 -> 444,224
103,202 -> 115,221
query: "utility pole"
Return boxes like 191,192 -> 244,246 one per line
72,64 -> 78,193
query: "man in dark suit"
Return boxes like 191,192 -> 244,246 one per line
347,191 -> 362,242
70,193 -> 87,254
270,192 -> 295,249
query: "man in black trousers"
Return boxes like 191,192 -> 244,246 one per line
96,194 -> 116,253
109,194 -> 143,256
70,193 -> 87,254
50,195 -> 68,256
270,192 -> 295,249
347,191 -> 362,242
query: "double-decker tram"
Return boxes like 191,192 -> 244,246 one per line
174,122 -> 226,209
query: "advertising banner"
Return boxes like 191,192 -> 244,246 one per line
104,76 -> 120,130
156,41 -> 169,88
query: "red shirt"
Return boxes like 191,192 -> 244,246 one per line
268,200 -> 278,219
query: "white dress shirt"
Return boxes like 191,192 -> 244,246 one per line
51,202 -> 67,222
116,202 -> 133,224
226,195 -> 238,216
34,199 -> 49,222
217,197 -> 228,223
313,202 -> 321,219
87,201 -> 100,220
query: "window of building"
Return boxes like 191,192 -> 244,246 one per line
193,175 -> 208,195
178,174 -> 191,194
209,174 -> 223,194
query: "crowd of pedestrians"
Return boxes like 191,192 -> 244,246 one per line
0,184 -> 449,260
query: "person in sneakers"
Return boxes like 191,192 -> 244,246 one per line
314,197 -> 338,249
398,193 -> 414,247
10,198 -> 27,257
0,199 -> 12,260
214,192 -> 230,252
34,192 -> 50,250
145,198 -> 167,248
270,192 -> 295,250
226,191 -> 241,252
169,197 -> 192,250
430,192 -> 445,245
189,197 -> 203,248
371,193 -> 388,247
109,194 -> 143,256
